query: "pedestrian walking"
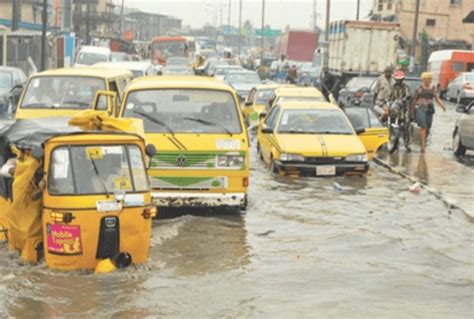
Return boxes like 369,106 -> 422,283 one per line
411,72 -> 446,153
374,66 -> 394,120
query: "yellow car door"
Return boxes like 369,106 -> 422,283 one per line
258,106 -> 281,164
345,107 -> 388,160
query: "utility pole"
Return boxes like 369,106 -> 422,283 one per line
41,0 -> 47,71
85,4 -> 91,45
410,0 -> 421,72
313,0 -> 317,31
12,0 -> 20,31
356,0 -> 360,21
120,0 -> 125,36
260,0 -> 265,62
238,0 -> 242,55
324,0 -> 330,68
227,0 -> 231,47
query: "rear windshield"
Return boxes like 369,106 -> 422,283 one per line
76,52 -> 108,65
347,77 -> 375,90
123,89 -> 242,134
0,71 -> 12,94
21,76 -> 106,109
49,145 -> 148,195
465,73 -> 474,83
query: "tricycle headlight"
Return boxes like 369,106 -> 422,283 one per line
280,153 -> 305,162
345,153 -> 368,162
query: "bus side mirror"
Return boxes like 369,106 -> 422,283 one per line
145,144 -> 156,169
93,90 -> 118,117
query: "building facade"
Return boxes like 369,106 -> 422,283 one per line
372,0 -> 474,48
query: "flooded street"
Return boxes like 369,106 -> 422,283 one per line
1,101 -> 473,318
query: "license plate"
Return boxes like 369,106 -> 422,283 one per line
316,166 -> 336,176
96,200 -> 122,212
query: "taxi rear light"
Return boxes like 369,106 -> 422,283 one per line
50,212 -> 74,224
142,206 -> 157,219
243,177 -> 249,187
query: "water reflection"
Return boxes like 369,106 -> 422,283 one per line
414,154 -> 429,183
151,210 -> 250,277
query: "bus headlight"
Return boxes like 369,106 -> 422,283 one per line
217,155 -> 245,168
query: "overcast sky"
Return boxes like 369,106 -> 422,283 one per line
119,0 -> 374,30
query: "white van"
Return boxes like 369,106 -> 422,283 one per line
75,46 -> 112,67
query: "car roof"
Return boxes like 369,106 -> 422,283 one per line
32,67 -> 132,78
127,75 -> 236,91
277,100 -> 339,110
0,66 -> 23,73
274,86 -> 323,97
254,83 -> 292,90
78,46 -> 111,54
93,62 -> 151,71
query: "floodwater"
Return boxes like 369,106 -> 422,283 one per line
1,104 -> 473,318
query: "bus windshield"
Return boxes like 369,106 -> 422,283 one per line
151,41 -> 187,62
21,76 -> 106,109
123,89 -> 242,134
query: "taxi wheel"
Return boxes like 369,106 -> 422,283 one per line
270,159 -> 279,174
257,143 -> 263,160
453,128 -> 466,157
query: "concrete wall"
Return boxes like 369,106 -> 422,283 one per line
373,0 -> 474,47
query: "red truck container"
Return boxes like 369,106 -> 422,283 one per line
428,50 -> 474,95
274,30 -> 318,62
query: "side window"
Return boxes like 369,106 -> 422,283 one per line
265,106 -> 281,129
265,94 -> 276,111
108,80 -> 121,104
247,89 -> 256,104
116,77 -> 129,97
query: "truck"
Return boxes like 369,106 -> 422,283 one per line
428,50 -> 474,97
327,20 -> 400,83
274,30 -> 318,62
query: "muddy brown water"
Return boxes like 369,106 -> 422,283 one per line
1,102 -> 473,318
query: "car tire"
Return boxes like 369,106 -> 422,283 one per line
387,125 -> 400,154
257,143 -> 264,160
270,158 -> 279,174
453,128 -> 466,157
457,92 -> 463,105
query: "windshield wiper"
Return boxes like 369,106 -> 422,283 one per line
132,110 -> 175,135
62,100 -> 90,108
316,131 -> 352,135
183,117 -> 233,136
90,158 -> 110,198
279,130 -> 313,134
21,103 -> 54,108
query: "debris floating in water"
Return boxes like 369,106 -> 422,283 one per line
409,182 -> 422,194
333,182 -> 343,192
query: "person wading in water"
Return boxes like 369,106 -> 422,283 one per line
411,72 -> 446,153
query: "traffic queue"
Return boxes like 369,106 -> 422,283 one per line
0,44 -> 472,274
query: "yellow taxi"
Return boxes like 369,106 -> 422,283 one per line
243,83 -> 290,127
15,67 -> 133,119
257,101 -> 387,176
264,86 -> 326,111
117,76 -> 250,210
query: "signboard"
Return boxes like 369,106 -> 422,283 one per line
255,28 -> 282,37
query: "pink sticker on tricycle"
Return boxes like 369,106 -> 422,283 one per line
46,223 -> 83,255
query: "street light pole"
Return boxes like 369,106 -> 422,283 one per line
356,0 -> 360,21
324,0 -> 330,68
238,0 -> 242,56
410,0 -> 421,72
260,0 -> 265,62
120,0 -> 125,36
41,0 -> 47,71
227,0 -> 231,47
12,0 -> 19,31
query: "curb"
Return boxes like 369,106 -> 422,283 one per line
374,156 -> 473,220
